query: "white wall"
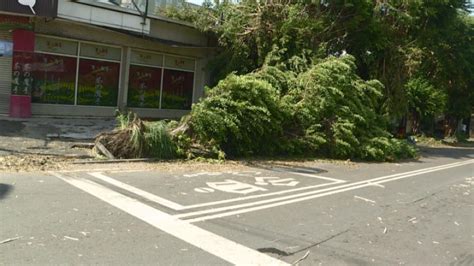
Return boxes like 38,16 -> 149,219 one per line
58,0 -> 151,34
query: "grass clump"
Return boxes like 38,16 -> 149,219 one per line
96,113 -> 176,159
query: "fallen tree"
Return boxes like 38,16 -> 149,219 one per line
96,55 -> 416,161
173,55 -> 417,161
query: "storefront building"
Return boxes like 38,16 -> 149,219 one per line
0,0 -> 213,119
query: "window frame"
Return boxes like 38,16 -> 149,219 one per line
33,34 -> 123,107
128,48 -> 197,111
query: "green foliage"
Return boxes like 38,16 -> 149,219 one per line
116,111 -> 133,130
185,55 -> 416,161
405,78 -> 446,117
158,0 -> 474,159
285,55 -> 411,160
361,137 -> 417,161
189,74 -> 287,156
251,66 -> 296,95
113,112 -> 177,159
165,0 -> 473,127
144,122 -> 177,159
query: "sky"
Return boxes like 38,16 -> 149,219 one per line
186,0 -> 205,5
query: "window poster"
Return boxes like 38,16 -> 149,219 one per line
161,69 -> 194,110
11,52 -> 34,96
31,53 -> 77,105
0,40 -> 13,57
77,59 -> 120,106
127,65 -> 162,108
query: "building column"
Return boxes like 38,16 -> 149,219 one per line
10,29 -> 34,118
118,46 -> 130,112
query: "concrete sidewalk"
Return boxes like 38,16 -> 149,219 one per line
0,116 -> 116,158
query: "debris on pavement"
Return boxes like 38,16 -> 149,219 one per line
0,155 -> 73,171
292,250 -> 310,265
0,236 -> 22,244
95,141 -> 116,160
70,143 -> 95,149
63,236 -> 79,241
0,117 -> 114,171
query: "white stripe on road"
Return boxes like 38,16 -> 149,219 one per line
53,168 -> 148,173
182,180 -> 343,210
89,172 -> 186,210
284,170 -> 346,183
176,159 -> 472,219
88,171 -> 345,211
51,172 -> 288,266
183,159 -> 474,223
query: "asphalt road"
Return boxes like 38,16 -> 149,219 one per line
1,147 -> 473,265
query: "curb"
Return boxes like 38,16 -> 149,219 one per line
72,158 -> 159,164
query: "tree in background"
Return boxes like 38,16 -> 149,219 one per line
162,0 -> 473,137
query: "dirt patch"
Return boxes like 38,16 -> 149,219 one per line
0,155 -> 73,172
0,154 -> 359,173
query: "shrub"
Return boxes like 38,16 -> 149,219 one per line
283,55 -> 414,160
188,74 -> 288,156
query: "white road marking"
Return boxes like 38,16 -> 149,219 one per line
53,168 -> 152,174
184,172 -> 223,177
194,187 -> 215,193
87,171 -> 345,211
183,159 -> 474,223
88,172 -> 186,210
206,179 -> 268,194
285,171 -> 346,183
175,160 -> 472,220
182,176 -> 344,210
51,172 -> 288,266
354,195 -> 376,203
255,177 -> 299,187
368,182 -> 385,188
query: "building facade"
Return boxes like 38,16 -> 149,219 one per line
0,0 -> 214,119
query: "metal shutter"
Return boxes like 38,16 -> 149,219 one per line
0,29 -> 12,114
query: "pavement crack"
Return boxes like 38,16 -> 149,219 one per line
258,229 -> 350,258
409,191 -> 440,204
257,247 -> 290,256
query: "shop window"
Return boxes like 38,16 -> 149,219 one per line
161,69 -> 194,110
77,59 -> 120,106
31,53 -> 77,105
127,65 -> 162,108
